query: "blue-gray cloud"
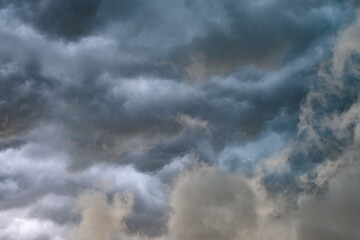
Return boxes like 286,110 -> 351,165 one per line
0,0 -> 359,239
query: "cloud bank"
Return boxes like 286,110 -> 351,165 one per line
0,0 -> 360,239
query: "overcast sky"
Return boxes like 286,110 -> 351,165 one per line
1,0 -> 360,239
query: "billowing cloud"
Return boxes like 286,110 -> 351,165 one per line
169,165 -> 256,240
1,0 -> 360,239
0,0 -> 142,41
297,160 -> 360,240
73,190 -> 134,240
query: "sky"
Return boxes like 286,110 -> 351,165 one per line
0,0 -> 360,239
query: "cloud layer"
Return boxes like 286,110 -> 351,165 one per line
0,0 -> 360,239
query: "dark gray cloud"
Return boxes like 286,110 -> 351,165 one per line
0,0 -> 142,41
0,60 -> 51,138
0,138 -> 26,151
168,0 -> 350,79
0,0 -> 359,239
53,61 -> 314,172
1,0 -> 351,80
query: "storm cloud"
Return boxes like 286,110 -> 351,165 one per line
1,0 -> 360,239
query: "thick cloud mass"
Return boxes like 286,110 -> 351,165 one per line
73,190 -> 134,240
169,166 -> 256,240
0,0 -> 141,41
0,0 -> 360,239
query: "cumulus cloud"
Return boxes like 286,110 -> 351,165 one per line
166,152 -> 360,240
169,165 -> 257,240
73,190 -> 134,240
297,160 -> 360,240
